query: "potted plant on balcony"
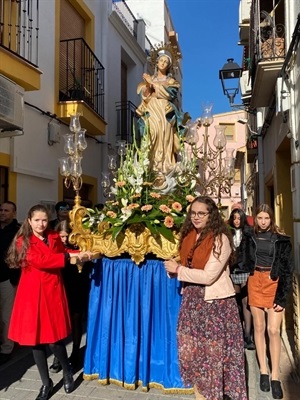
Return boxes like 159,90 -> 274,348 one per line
69,77 -> 85,100
66,65 -> 90,101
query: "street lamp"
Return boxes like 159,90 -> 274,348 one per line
219,58 -> 243,106
59,113 -> 87,203
186,104 -> 235,209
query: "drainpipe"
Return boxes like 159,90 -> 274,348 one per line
256,109 -> 264,203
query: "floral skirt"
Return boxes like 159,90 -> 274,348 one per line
177,285 -> 247,400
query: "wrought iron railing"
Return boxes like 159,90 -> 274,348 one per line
112,0 -> 153,51
249,3 -> 285,84
59,38 -> 105,119
256,10 -> 285,61
0,0 -> 39,66
115,100 -> 139,143
112,0 -> 138,38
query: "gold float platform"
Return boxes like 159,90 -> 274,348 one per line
68,196 -> 179,265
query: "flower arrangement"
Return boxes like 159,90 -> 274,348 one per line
82,130 -> 198,242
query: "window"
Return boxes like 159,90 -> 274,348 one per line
219,123 -> 235,141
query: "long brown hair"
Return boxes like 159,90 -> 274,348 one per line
179,196 -> 234,260
6,204 -> 50,268
254,203 -> 284,234
54,219 -> 71,235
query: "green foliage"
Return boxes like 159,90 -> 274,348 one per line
82,128 -> 198,241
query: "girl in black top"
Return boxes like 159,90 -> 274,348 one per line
240,204 -> 293,399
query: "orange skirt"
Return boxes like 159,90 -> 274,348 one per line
248,270 -> 278,308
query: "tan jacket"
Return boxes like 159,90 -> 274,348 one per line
177,234 -> 235,302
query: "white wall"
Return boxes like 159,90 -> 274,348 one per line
0,0 -> 183,217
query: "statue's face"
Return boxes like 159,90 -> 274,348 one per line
157,55 -> 170,72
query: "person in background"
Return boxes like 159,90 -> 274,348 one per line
6,204 -> 91,400
164,196 -> 247,400
49,201 -> 71,229
231,201 -> 254,226
49,219 -> 92,373
240,204 -> 293,400
228,207 -> 255,350
0,201 -> 20,365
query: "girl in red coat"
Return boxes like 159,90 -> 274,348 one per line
6,204 -> 90,400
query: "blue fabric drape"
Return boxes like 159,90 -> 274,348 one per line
83,257 -> 189,392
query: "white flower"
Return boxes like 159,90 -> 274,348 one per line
121,198 -> 128,207
158,176 -> 177,194
120,207 -> 132,221
111,186 -> 117,195
190,179 -> 197,189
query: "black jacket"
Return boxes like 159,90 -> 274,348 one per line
240,228 -> 294,308
0,219 -> 21,285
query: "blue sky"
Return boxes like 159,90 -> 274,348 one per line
167,0 -> 243,120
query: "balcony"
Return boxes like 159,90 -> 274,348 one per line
249,4 -> 285,108
58,38 -> 106,136
0,0 -> 41,90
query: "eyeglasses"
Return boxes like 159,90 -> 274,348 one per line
58,206 -> 70,211
190,211 -> 210,219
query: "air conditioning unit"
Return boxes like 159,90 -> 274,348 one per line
239,0 -> 251,24
0,74 -> 24,136
240,70 -> 251,100
239,0 -> 251,45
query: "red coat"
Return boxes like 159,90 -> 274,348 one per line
8,231 -> 71,345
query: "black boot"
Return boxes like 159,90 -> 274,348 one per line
35,378 -> 53,400
63,369 -> 74,393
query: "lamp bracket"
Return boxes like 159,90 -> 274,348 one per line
230,104 -> 256,115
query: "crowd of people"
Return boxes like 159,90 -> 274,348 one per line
0,195 -> 294,400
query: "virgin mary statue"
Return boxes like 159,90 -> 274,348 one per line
136,44 -> 189,187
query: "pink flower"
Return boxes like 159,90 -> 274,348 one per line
186,195 -> 195,203
172,202 -> 182,212
116,181 -> 126,187
164,216 -> 174,228
106,211 -> 117,218
141,204 -> 153,212
159,204 -> 171,213
150,192 -> 161,199
128,203 -> 139,210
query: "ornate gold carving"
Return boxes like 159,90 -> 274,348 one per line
69,196 -> 179,265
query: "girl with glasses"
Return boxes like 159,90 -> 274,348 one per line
164,196 -> 247,400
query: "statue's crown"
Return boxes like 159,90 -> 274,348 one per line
148,41 -> 181,69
